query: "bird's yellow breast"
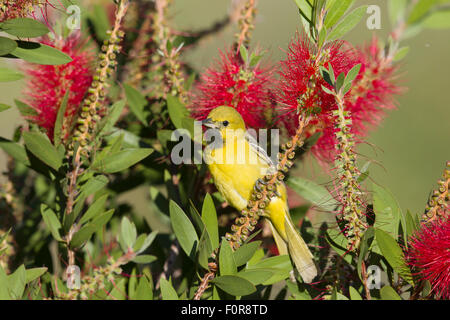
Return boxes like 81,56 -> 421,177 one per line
205,136 -> 270,211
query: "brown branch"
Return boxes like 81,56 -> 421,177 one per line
235,0 -> 257,52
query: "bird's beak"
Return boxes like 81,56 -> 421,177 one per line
202,118 -> 217,128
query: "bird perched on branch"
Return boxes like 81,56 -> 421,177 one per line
202,106 -> 317,283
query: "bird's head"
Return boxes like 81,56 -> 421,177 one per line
202,106 -> 246,139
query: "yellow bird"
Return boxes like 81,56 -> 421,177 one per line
202,106 -> 317,283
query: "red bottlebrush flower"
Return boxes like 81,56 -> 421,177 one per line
276,35 -> 357,162
23,33 -> 94,142
276,35 -> 401,163
407,218 -> 450,300
189,48 -> 275,129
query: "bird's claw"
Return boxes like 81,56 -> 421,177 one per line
253,178 -> 267,192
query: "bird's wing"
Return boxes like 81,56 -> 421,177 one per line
244,132 -> 277,175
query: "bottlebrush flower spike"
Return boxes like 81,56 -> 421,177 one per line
407,217 -> 450,300
276,35 -> 401,163
23,33 -> 94,143
276,35 -> 357,162
189,48 -> 275,129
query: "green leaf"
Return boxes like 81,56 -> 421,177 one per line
98,100 -> 126,136
169,200 -> 199,259
237,269 -> 274,285
135,231 -> 158,254
124,84 -> 147,125
79,175 -> 109,197
287,176 -> 337,212
25,267 -> 48,283
357,227 -> 374,279
7,265 -> 26,299
121,217 -> 137,250
15,99 -> 38,117
109,278 -> 127,300
239,45 -> 248,63
0,37 -> 17,56
393,46 -> 410,61
325,0 -> 355,29
0,266 -> 11,299
134,276 -> 153,300
349,286 -> 362,300
380,285 -> 402,300
92,148 -> 153,173
53,91 -> 69,147
408,0 -> 435,24
0,137 -> 30,166
344,63 -> 361,85
422,9 -> 450,29
167,95 -> 192,132
160,278 -> 179,300
212,275 -> 256,297
0,104 -> 11,112
327,6 -> 368,41
335,72 -> 345,92
70,209 -> 114,248
404,210 -> 420,239
219,240 -> 237,276
23,131 -> 62,171
40,204 -> 62,241
233,241 -> 262,267
132,255 -> 157,264
201,193 -> 219,250
373,183 -> 402,237
11,41 -> 72,65
375,228 -> 414,285
79,194 -> 108,225
1,18 -> 49,38
197,227 -> 213,270
0,67 -> 23,82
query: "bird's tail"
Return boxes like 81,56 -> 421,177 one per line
284,214 -> 318,283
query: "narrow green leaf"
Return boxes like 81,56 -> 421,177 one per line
1,18 -> 49,38
237,269 -> 274,285
327,6 -> 368,41
0,137 -> 30,166
11,41 -> 72,65
212,275 -> 256,296
0,66 -> 23,82
349,286 -> 363,300
53,91 -> 69,146
325,0 -> 355,29
92,148 -> 153,173
167,95 -> 191,130
422,10 -> 450,29
380,285 -> 402,300
134,276 -> 153,300
239,45 -> 248,63
23,131 -> 62,171
233,241 -> 261,267
40,204 -> 62,241
70,209 -> 114,248
132,255 -> 157,264
0,266 -> 11,299
0,104 -> 11,112
287,176 -> 337,212
408,0 -> 435,24
98,100 -> 126,136
25,267 -> 48,283
201,193 -> 219,250
79,194 -> 108,225
160,278 -> 179,300
135,231 -> 158,254
79,175 -> 109,197
388,0 -> 408,25
393,46 -> 410,61
109,278 -> 127,300
121,217 -> 137,249
7,265 -> 26,299
124,84 -> 147,125
219,240 -> 237,276
373,183 -> 402,237
0,37 -> 17,56
15,99 -> 38,117
375,228 -> 414,285
344,63 -> 361,85
336,72 -> 345,92
169,200 -> 199,259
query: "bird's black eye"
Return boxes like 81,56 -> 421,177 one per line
222,120 -> 229,127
